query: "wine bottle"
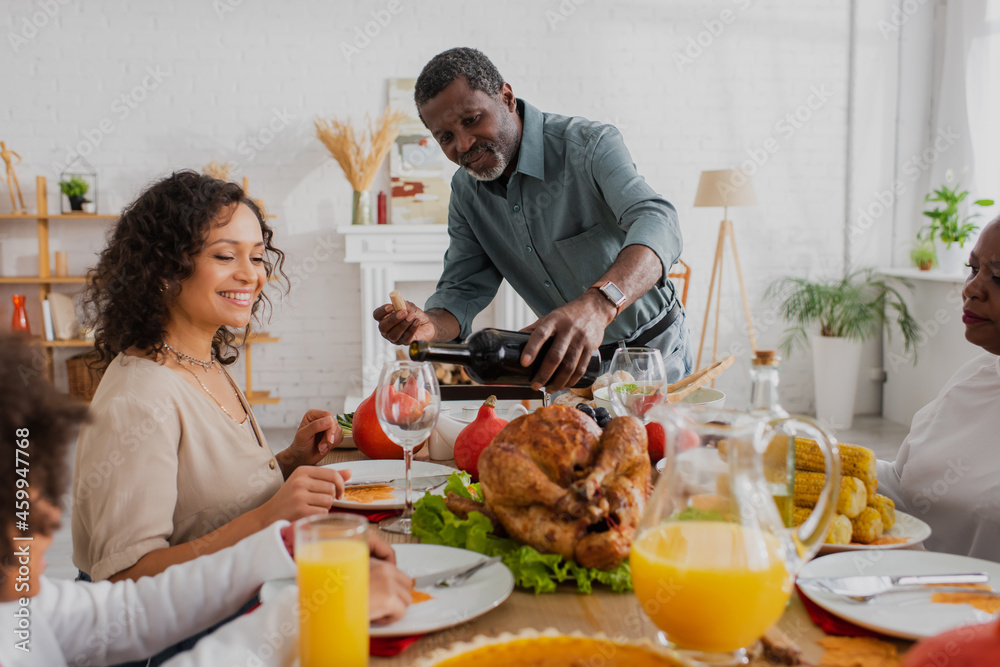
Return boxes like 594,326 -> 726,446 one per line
409,328 -> 601,388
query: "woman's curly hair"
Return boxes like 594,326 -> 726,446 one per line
84,170 -> 287,369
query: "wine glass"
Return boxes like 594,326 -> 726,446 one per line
607,347 -> 666,421
374,360 -> 440,534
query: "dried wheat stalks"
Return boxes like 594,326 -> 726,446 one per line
203,160 -> 233,181
314,107 -> 406,191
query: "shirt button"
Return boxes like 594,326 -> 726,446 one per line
544,281 -> 551,287
526,246 -> 532,253
513,204 -> 521,212
268,459 -> 277,470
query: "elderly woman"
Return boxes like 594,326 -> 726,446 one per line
72,171 -> 411,663
877,215 -> 1000,561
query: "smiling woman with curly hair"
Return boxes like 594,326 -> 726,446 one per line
85,170 -> 279,369
70,171 -> 399,665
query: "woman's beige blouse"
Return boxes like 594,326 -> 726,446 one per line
72,354 -> 284,581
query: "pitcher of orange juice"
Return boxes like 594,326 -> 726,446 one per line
631,404 -> 840,666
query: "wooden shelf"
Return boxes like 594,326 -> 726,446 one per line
245,390 -> 281,405
0,212 -> 118,220
246,333 -> 280,344
0,276 -> 87,284
40,339 -> 94,348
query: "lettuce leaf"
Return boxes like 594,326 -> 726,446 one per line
411,471 -> 632,594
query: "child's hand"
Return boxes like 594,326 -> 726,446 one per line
368,532 -> 396,564
369,558 -> 413,625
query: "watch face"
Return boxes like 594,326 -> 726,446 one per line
600,282 -> 626,306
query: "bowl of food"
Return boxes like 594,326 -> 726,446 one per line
593,386 -> 726,415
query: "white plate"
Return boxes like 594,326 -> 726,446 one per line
334,433 -> 356,449
797,550 -> 1000,640
261,544 -> 514,637
818,511 -> 932,554
326,460 -> 455,510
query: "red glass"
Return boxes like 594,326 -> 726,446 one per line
11,295 -> 30,334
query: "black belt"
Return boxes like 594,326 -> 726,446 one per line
598,301 -> 682,362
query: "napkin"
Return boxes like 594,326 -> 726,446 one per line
795,585 -> 886,639
333,507 -> 402,523
370,634 -> 425,656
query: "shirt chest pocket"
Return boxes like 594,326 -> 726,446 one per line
551,224 -> 620,294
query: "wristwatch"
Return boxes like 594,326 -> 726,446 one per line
592,280 -> 627,317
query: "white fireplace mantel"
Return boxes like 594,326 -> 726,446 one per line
338,225 -> 533,398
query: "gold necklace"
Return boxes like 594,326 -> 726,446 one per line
178,364 -> 244,422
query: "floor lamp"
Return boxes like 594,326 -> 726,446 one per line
693,168 -> 758,369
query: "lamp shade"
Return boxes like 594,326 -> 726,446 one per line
693,169 -> 757,208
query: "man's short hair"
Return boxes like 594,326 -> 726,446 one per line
414,47 -> 505,109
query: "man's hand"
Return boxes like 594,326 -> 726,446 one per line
373,301 -> 437,345
520,291 -> 616,391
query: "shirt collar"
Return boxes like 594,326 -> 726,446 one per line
514,99 -> 545,181
476,99 -> 545,195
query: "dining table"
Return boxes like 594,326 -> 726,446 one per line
323,447 -> 915,666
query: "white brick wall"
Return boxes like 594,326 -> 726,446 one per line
3,0 -> 924,425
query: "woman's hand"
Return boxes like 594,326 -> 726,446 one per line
259,466 -> 351,526
369,557 -> 413,625
277,409 -> 344,475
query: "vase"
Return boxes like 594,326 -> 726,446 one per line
11,295 -> 30,334
935,239 -> 972,276
68,195 -> 88,211
352,190 -> 372,225
811,334 -> 863,429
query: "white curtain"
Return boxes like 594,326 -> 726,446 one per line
933,0 -> 1000,221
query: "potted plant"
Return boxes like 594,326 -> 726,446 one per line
910,240 -> 936,271
918,171 -> 993,273
766,269 -> 919,429
58,175 -> 91,212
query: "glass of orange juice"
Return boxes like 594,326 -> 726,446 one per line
296,513 -> 370,667
632,404 -> 840,665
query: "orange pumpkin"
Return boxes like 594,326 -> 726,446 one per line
352,390 -> 425,460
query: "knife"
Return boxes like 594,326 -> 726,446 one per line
798,573 -> 990,601
343,474 -> 450,491
412,556 -> 503,588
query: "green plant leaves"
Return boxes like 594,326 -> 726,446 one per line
766,269 -> 920,362
919,181 -> 992,246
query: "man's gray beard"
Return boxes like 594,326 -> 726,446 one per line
462,147 -> 508,181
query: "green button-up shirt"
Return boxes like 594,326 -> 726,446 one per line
425,100 -> 682,344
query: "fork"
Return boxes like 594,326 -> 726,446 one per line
435,556 -> 503,587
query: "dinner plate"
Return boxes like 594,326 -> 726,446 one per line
797,550 -> 1000,640
334,432 -> 356,449
818,511 -> 932,554
261,544 -> 514,637
326,460 -> 455,510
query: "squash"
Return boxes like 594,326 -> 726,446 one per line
352,390 -> 424,459
454,395 -> 508,481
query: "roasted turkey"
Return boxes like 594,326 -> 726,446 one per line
468,405 -> 651,570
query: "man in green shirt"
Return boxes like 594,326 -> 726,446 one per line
375,47 -> 692,390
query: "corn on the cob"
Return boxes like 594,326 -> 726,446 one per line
793,508 -> 853,544
796,438 -> 877,499
849,506 -> 883,544
869,494 -> 896,531
793,472 -> 867,518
